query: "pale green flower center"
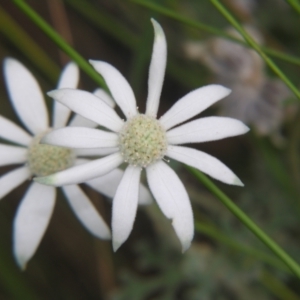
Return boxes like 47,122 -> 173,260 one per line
28,131 -> 75,176
119,114 -> 168,167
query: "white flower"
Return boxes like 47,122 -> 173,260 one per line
36,19 -> 249,252
0,58 -> 151,269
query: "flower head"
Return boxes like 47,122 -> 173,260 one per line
1,58 -> 151,269
37,19 -> 249,252
185,26 -> 291,142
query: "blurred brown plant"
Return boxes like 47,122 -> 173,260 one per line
184,26 -> 295,146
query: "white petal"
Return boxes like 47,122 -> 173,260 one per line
57,62 -> 79,89
13,182 -> 56,269
160,85 -> 231,130
53,62 -> 79,128
4,58 -> 48,134
112,166 -> 141,251
167,145 -> 243,186
48,89 -> 123,132
69,114 -> 98,128
62,185 -> 111,239
146,161 -> 193,251
93,88 -> 115,108
0,166 -> 31,200
34,152 -> 123,186
0,115 -> 32,146
85,168 -> 123,198
145,19 -> 167,117
42,127 -> 119,148
74,158 -> 89,165
85,168 -> 152,205
167,117 -> 250,145
138,182 -> 153,205
89,60 -> 137,119
75,147 -> 119,157
0,144 -> 28,166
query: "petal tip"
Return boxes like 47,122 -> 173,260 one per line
113,240 -> 122,252
151,18 -> 164,37
47,89 -> 59,98
209,84 -> 232,98
33,175 -> 56,186
244,125 -> 250,133
89,59 -> 103,67
222,86 -> 232,97
3,57 -> 18,68
89,60 -> 108,73
105,232 -> 112,240
181,240 -> 192,253
3,57 -> 14,67
98,229 -> 111,240
14,254 -> 27,271
233,177 -> 244,187
3,58 -> 23,79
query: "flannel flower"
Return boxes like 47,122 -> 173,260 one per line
0,58 -> 151,268
37,20 -> 249,252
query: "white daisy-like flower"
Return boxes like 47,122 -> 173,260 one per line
36,19 -> 249,252
0,58 -> 151,269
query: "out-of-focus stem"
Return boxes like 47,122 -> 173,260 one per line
13,0 -> 107,90
187,166 -> 300,279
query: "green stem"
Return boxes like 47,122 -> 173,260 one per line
12,0 -> 107,90
287,110 -> 300,196
285,0 -> 300,15
210,0 -> 300,101
65,0 -> 139,48
260,270 -> 300,300
256,137 -> 300,215
0,5 -> 59,83
187,166 -> 300,279
195,222 -> 290,273
131,0 -> 300,67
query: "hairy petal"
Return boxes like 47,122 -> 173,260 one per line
86,168 -> 152,205
112,166 -> 141,251
160,85 -> 231,130
13,183 -> 56,269
145,19 -> 167,117
42,127 -> 119,148
0,166 -> 31,200
85,168 -> 124,198
0,144 -> 28,167
74,147 -> 119,157
167,145 -> 243,186
48,89 -> 123,132
53,62 -> 79,128
0,115 -> 32,146
89,60 -> 137,119
62,185 -> 111,239
68,87 -> 112,128
167,117 -> 249,145
69,114 -> 98,128
4,58 -> 48,134
93,88 -> 115,108
146,161 -> 193,252
34,152 -> 123,186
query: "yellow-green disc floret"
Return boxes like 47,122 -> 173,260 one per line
28,132 -> 75,176
119,114 -> 167,167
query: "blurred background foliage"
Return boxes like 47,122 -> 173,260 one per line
0,0 -> 300,299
